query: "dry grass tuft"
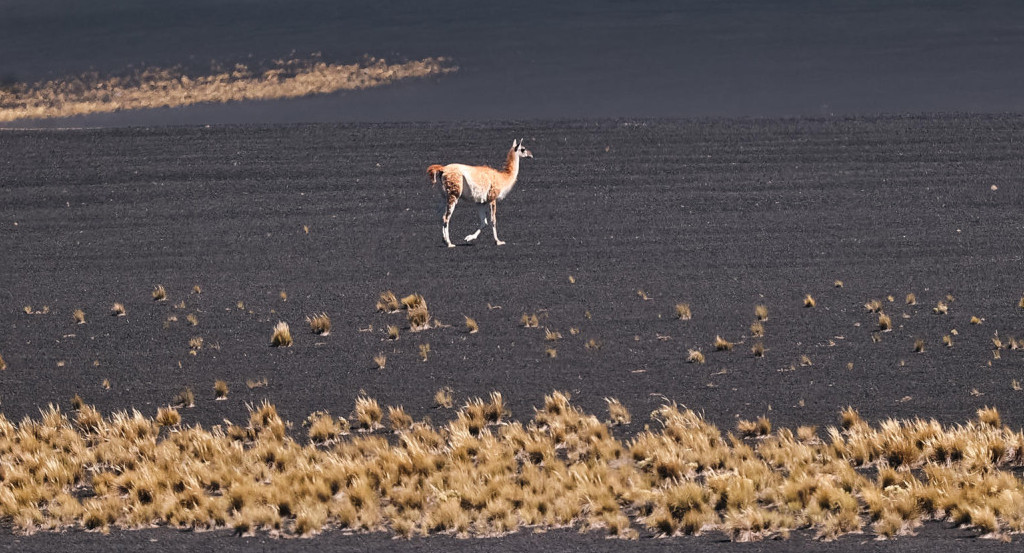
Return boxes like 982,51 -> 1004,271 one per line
405,295 -> 431,331
73,309 -> 85,324
173,387 -> 195,408
387,406 -> 413,432
152,284 -> 167,302
864,299 -> 883,313
387,325 -> 399,340
914,339 -> 925,353
977,406 -> 1001,428
675,303 -> 692,320
434,387 -> 454,409
737,416 -> 771,437
111,303 -> 126,317
688,349 -> 706,364
354,396 -> 383,431
464,316 -> 478,334
544,328 -> 562,341
803,294 -> 816,308
752,342 -> 766,358
377,291 -> 401,313
605,397 -> 631,425
755,305 -> 769,321
271,322 -> 293,347
943,335 -> 953,348
714,335 -> 734,351
186,313 -> 198,326
970,315 -> 982,325
214,380 -> 229,400
834,280 -> 844,288
933,301 -> 948,315
750,321 -> 764,337
521,313 -> 540,328
188,336 -> 204,350
306,313 -> 331,336
799,355 -> 813,366
418,343 -> 431,362
905,293 -> 917,305
878,313 -> 892,332
546,348 -> 558,358
0,56 -> 456,122
373,353 -> 387,370
155,406 -> 181,427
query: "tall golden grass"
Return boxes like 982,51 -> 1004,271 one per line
2,396 -> 1023,540
0,55 -> 456,122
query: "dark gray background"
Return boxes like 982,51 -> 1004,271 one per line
2,1 -> 1023,126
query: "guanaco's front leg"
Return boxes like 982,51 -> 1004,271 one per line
442,195 -> 458,248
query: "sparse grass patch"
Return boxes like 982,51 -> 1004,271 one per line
173,387 -> 195,408
714,335 -> 734,351
354,396 -> 383,431
605,397 -> 630,425
155,406 -> 181,427
675,303 -> 692,320
271,322 -> 293,347
306,313 -> 331,335
434,387 -> 454,408
377,291 -> 400,313
750,321 -> 764,337
152,284 -> 167,301
688,349 -> 706,364
214,380 -> 229,400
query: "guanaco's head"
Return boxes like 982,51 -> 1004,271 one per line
512,138 -> 533,159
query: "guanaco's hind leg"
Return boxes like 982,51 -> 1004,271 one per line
464,204 -> 489,243
489,200 -> 505,246
442,195 -> 459,247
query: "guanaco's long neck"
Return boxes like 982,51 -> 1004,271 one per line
503,148 -> 520,184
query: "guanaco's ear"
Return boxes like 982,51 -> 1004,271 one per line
512,139 -> 518,149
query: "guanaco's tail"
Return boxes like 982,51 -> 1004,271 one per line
427,164 -> 445,185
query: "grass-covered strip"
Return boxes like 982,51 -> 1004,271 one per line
1,392 -> 1022,540
0,56 -> 456,122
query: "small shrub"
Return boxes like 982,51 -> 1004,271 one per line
152,284 -> 167,301
271,321 -> 292,347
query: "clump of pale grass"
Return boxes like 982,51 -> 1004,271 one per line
271,322 -> 293,347
111,303 -> 126,317
73,309 -> 85,324
155,406 -> 181,427
521,313 -> 540,328
354,396 -> 383,431
933,301 -> 948,315
688,349 -> 706,364
306,313 -> 331,335
373,353 -> 387,370
464,316 -> 478,334
675,303 -> 692,320
605,397 -> 630,425
755,305 -> 768,321
714,335 -> 734,351
905,293 -> 917,305
152,284 -> 167,301
803,294 -> 816,308
377,291 -> 400,313
878,313 -> 892,331
434,387 -> 454,408
173,387 -> 195,408
214,380 -> 229,400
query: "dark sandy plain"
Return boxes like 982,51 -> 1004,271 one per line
1,114 -> 1024,551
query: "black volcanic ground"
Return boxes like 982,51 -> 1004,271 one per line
1,115 -> 1023,550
